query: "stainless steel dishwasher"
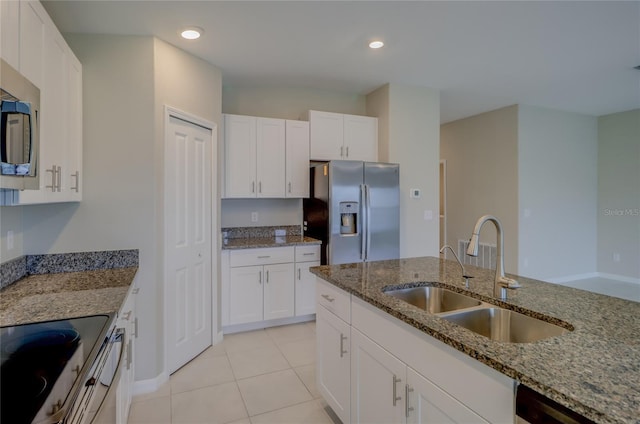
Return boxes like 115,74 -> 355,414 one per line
516,384 -> 596,424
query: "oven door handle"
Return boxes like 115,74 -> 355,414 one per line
88,327 -> 126,423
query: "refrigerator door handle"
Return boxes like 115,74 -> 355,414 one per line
360,184 -> 367,261
365,184 -> 371,261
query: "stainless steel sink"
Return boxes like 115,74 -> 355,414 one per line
441,307 -> 570,343
384,286 -> 482,314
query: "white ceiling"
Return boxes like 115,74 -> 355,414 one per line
42,1 -> 640,123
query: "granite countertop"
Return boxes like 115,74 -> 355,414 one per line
0,267 -> 138,327
310,257 -> 640,424
222,235 -> 321,250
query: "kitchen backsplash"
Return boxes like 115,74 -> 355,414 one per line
222,225 -> 302,239
0,249 -> 139,289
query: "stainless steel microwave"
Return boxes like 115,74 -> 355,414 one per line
0,58 -> 40,190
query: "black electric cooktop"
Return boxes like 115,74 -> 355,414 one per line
1,315 -> 111,424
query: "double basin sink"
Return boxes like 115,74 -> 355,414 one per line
384,286 -> 570,343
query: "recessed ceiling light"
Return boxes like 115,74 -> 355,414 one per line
181,27 -> 203,40
369,40 -> 384,49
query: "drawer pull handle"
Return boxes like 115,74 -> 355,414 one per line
303,252 -> 315,256
340,333 -> 347,358
257,255 -> 271,259
392,375 -> 402,406
321,294 -> 335,302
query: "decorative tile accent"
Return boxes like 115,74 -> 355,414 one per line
27,249 -> 139,274
0,256 -> 27,290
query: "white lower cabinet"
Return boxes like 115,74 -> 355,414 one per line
315,279 -> 515,424
222,245 -> 321,329
350,328 -> 405,424
316,304 -> 351,424
406,367 -> 486,424
116,286 -> 138,424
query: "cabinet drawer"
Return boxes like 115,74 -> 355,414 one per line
295,244 -> 321,262
316,279 -> 350,323
230,247 -> 294,267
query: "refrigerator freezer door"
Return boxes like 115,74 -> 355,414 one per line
329,161 -> 364,265
364,162 -> 400,261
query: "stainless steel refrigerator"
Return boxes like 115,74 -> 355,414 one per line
303,160 -> 400,265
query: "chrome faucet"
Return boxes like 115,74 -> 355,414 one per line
466,215 -> 521,299
439,245 -> 473,288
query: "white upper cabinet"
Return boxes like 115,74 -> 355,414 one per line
19,1 -> 45,89
224,114 -> 257,197
256,117 -> 286,197
223,114 -> 309,199
285,120 -> 310,198
308,110 -> 378,162
1,0 -> 20,68
4,0 -> 83,205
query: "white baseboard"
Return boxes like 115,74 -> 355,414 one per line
597,272 -> 640,285
133,371 -> 169,396
222,314 -> 315,335
549,272 -> 640,285
547,272 -> 599,284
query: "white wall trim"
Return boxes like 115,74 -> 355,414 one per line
597,273 -> 640,285
132,371 -> 169,396
547,272 -> 599,284
548,272 -> 640,285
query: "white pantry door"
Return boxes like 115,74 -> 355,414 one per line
166,113 -> 214,374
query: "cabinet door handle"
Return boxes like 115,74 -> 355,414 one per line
405,384 -> 414,417
340,333 -> 347,358
259,181 -> 262,193
346,146 -> 349,158
71,171 -> 80,192
127,339 -> 133,370
134,317 -> 139,338
266,270 -> 269,283
288,182 -> 292,193
56,166 -> 62,192
252,181 -> 255,193
297,268 -> 301,280
340,146 -> 344,157
46,167 -> 56,192
392,375 -> 402,406
321,294 -> 335,302
258,271 -> 262,284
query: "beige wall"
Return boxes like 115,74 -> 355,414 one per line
518,105 -> 598,280
441,105 -> 519,273
222,85 -> 366,120
19,35 -> 223,383
368,83 -> 441,258
597,109 -> 640,279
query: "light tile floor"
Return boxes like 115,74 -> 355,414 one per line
129,321 -> 339,424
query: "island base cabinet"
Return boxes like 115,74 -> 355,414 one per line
350,328 -> 405,424
316,305 -> 350,424
406,368 -> 488,424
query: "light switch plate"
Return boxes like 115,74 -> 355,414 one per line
275,229 -> 286,236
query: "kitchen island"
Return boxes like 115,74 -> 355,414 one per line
310,256 -> 639,424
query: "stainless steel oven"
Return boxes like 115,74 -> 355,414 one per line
0,314 -> 127,424
0,58 -> 40,190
